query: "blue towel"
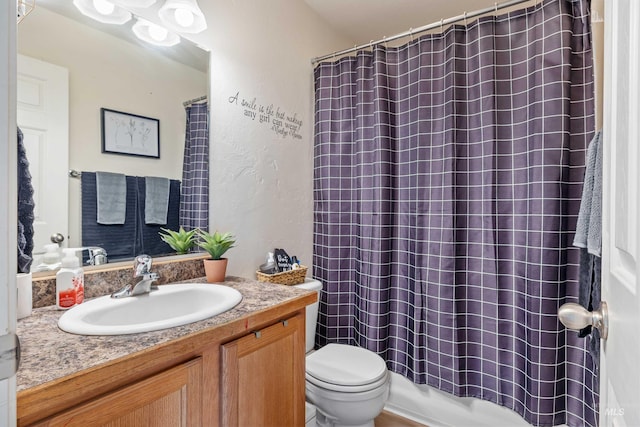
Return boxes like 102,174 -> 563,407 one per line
96,172 -> 127,224
145,176 -> 170,225
138,178 -> 181,256
573,130 -> 603,375
573,130 -> 602,256
82,173 -> 139,261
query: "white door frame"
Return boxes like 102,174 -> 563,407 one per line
0,1 -> 18,426
600,0 -> 640,425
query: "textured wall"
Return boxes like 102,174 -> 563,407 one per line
188,1 -> 351,278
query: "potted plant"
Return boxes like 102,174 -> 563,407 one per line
197,230 -> 236,283
159,227 -> 198,255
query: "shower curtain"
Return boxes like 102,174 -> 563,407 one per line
313,1 -> 596,426
179,101 -> 209,231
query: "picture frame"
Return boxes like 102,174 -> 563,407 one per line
101,108 -> 160,158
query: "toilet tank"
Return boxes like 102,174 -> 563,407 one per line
294,278 -> 322,353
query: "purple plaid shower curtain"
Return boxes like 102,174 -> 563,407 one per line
313,0 -> 596,426
179,101 -> 209,231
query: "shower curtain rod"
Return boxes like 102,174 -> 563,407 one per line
311,0 -> 536,64
183,95 -> 208,107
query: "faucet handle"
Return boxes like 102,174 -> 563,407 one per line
87,247 -> 108,265
143,272 -> 160,281
134,254 -> 153,277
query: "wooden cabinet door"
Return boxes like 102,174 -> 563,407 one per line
221,314 -> 305,427
33,357 -> 203,427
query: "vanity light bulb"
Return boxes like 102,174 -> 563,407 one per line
148,24 -> 168,41
92,0 -> 115,15
17,1 -> 26,17
174,8 -> 194,27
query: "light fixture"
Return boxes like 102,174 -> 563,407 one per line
17,0 -> 35,23
73,0 -> 132,25
113,0 -> 157,8
132,17 -> 180,46
72,0 -> 205,48
158,0 -> 207,34
93,0 -> 114,15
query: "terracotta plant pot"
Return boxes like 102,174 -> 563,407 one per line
203,258 -> 228,283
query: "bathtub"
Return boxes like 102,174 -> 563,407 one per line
384,372 -> 569,427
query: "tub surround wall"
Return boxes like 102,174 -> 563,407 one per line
31,254 -> 208,308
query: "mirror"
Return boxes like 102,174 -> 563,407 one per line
17,0 -> 209,273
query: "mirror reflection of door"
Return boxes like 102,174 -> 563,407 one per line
17,54 -> 69,270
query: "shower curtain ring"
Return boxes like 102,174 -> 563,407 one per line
440,18 -> 444,32
409,28 -> 414,41
464,11 -> 468,25
370,40 -> 374,50
495,2 -> 498,13
383,36 -> 388,48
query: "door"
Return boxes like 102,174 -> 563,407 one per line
0,2 -> 18,427
33,358 -> 202,426
221,315 -> 305,427
601,0 -> 640,425
16,54 -> 69,265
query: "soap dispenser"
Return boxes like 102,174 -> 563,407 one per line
41,243 -> 62,270
56,249 -> 84,309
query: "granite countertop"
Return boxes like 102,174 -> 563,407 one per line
16,276 -> 312,392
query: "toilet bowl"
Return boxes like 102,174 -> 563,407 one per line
305,401 -> 317,427
306,343 -> 390,427
295,279 -> 390,427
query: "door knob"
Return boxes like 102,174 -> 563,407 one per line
50,233 -> 65,244
558,301 -> 608,339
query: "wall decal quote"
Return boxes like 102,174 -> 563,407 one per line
228,91 -> 303,140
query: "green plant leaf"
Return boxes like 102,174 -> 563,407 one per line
159,227 -> 198,255
196,230 -> 236,260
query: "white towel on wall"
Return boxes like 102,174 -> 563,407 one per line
573,130 -> 602,257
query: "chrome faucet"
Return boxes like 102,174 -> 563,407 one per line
85,247 -> 108,266
111,254 -> 159,298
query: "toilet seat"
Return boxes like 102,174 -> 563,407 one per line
306,344 -> 388,393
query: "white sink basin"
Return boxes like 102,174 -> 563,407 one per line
58,283 -> 242,335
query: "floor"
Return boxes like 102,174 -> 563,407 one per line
375,411 -> 428,427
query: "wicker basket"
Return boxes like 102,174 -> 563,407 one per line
256,266 -> 308,286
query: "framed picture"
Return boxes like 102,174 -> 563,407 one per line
101,108 -> 160,158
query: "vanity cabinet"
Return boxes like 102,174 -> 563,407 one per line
221,314 -> 305,426
17,304 -> 311,427
31,358 -> 203,427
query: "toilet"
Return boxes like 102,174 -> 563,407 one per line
295,279 -> 390,427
